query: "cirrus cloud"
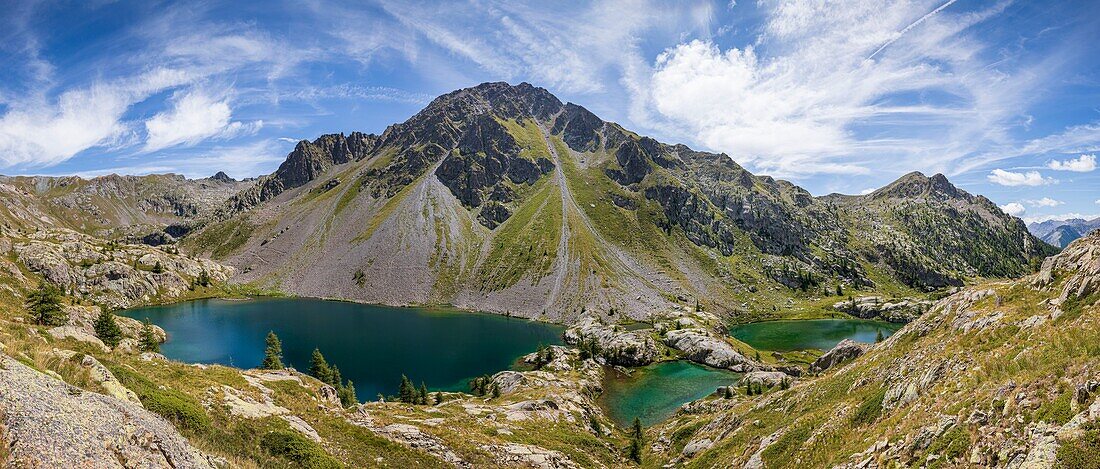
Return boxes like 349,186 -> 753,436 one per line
143,88 -> 262,153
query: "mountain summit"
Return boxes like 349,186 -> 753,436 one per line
183,82 -> 1054,322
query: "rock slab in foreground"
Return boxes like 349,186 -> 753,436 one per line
0,354 -> 218,468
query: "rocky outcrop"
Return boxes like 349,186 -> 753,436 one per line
809,339 -> 867,373
832,296 -> 931,323
480,443 -> 579,469
12,228 -> 232,309
663,329 -> 760,372
1033,228 -> 1100,309
740,371 -> 792,388
0,354 -> 217,468
563,316 -> 660,366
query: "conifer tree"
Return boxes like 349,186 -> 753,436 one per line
875,329 -> 885,343
434,392 -> 443,405
418,383 -> 429,405
309,348 -> 333,384
139,318 -> 160,353
27,282 -> 66,326
330,366 -> 342,389
628,417 -> 644,463
93,308 -> 123,348
338,380 -> 357,407
261,331 -> 284,369
152,261 -> 164,274
491,382 -> 501,399
399,374 -> 415,403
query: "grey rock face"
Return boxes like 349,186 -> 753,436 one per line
809,339 -> 867,373
0,354 -> 217,468
663,329 -> 759,372
833,296 -> 931,323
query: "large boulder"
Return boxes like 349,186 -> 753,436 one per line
809,339 -> 867,373
0,354 -> 218,468
663,329 -> 759,372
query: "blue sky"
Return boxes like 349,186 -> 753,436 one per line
1,0 -> 1098,223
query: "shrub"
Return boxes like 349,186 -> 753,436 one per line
260,430 -> 342,468
1057,423 -> 1100,469
108,365 -> 210,433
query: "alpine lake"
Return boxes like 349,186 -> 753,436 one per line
123,298 -> 902,428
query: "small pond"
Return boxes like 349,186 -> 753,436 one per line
600,361 -> 741,427
729,318 -> 902,352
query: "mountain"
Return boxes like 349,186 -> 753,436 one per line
1029,217 -> 1100,248
180,82 -> 1054,322
0,173 -> 248,240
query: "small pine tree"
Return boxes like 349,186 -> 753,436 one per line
92,308 -> 123,348
875,329 -> 885,343
434,391 -> 443,405
724,386 -> 733,399
152,261 -> 164,274
309,348 -> 333,384
139,318 -> 160,353
26,282 -> 66,326
418,383 -> 429,405
330,366 -> 342,389
628,417 -> 644,463
261,331 -> 284,369
491,382 -> 501,399
399,375 -> 415,403
754,350 -> 762,362
836,284 -> 843,296
338,380 -> 357,407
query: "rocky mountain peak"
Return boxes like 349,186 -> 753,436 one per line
209,171 -> 234,183
419,81 -> 563,122
870,171 -> 965,200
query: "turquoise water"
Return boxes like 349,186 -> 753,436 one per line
121,298 -> 563,400
729,319 -> 902,352
600,361 -> 741,427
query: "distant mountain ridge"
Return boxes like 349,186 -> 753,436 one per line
1028,217 -> 1100,248
174,82 -> 1053,322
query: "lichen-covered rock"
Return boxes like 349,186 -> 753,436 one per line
47,326 -> 109,352
0,354 -> 217,468
809,339 -> 867,373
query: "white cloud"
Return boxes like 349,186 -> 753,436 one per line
143,88 -> 261,152
0,69 -> 192,168
1047,154 -> 1096,172
987,169 -> 1056,187
1000,202 -> 1025,216
1026,197 -> 1063,208
859,187 -> 876,195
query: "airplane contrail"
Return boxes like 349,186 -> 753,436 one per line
867,0 -> 959,60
